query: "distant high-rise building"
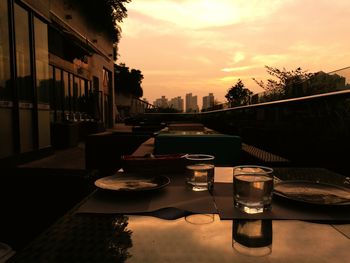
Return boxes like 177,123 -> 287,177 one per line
153,96 -> 169,108
185,93 -> 199,112
202,93 -> 214,110
169,96 -> 184,112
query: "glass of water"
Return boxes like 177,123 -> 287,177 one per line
185,154 -> 215,192
233,165 -> 274,214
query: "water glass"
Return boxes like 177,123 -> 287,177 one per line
185,154 -> 215,191
233,165 -> 274,214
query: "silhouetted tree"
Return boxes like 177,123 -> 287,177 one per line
252,66 -> 348,102
306,71 -> 346,95
115,64 -> 143,98
70,0 -> 131,43
252,66 -> 313,101
225,79 -> 253,107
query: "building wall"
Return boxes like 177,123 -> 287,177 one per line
202,93 -> 214,110
169,96 -> 184,112
0,0 -> 115,163
154,96 -> 169,108
186,93 -> 198,112
49,0 -> 115,126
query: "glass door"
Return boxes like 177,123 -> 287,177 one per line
14,3 -> 34,153
0,0 -> 14,158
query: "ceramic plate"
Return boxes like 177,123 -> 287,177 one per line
95,174 -> 170,192
274,180 -> 350,205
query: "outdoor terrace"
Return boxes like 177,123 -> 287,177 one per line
2,88 -> 350,260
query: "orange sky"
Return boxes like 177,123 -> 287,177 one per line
118,0 -> 350,107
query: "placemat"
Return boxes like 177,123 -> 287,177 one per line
213,182 -> 350,221
331,224 -> 350,239
76,174 -> 217,219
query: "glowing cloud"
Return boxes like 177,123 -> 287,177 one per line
221,65 -> 256,72
128,0 -> 286,29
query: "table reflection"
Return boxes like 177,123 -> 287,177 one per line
109,216 -> 133,262
232,219 -> 272,257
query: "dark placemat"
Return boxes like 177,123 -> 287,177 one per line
77,174 -> 217,218
214,182 -> 350,221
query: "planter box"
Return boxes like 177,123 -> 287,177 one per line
85,131 -> 151,174
154,133 -> 242,166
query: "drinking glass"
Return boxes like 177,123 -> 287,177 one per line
185,154 -> 215,192
233,165 -> 274,214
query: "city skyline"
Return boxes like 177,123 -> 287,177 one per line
118,0 -> 350,107
153,92 -> 215,111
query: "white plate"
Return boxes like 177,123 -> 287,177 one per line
94,174 -> 170,192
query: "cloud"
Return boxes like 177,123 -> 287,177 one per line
221,65 -> 256,73
220,76 -> 240,83
251,54 -> 288,66
231,52 -> 246,64
127,0 -> 287,29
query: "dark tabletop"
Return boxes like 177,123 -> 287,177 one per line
8,167 -> 350,263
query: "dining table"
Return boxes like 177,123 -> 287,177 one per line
7,167 -> 350,263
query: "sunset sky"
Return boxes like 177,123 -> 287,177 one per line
118,0 -> 350,107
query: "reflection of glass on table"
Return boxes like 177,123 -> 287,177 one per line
232,219 -> 272,257
184,214 -> 215,225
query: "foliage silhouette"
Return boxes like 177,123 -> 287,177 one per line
252,66 -> 347,103
108,215 -> 133,262
225,79 -> 253,107
252,66 -> 313,102
115,63 -> 143,98
69,0 -> 131,43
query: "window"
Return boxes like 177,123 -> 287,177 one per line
35,17 -> 49,104
0,0 -> 11,102
102,68 -> 111,94
63,71 -> 70,112
0,0 -> 13,158
54,68 -> 63,119
14,3 -> 32,102
48,65 -> 55,123
73,75 -> 79,112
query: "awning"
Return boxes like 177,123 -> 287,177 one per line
49,12 -> 111,61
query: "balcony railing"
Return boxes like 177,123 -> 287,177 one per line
129,88 -> 350,175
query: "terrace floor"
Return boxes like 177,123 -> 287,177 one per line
17,123 -> 133,173
1,124 -> 136,251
